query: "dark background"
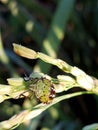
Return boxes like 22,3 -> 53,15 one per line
0,0 -> 98,129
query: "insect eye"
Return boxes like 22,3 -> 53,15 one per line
49,86 -> 56,98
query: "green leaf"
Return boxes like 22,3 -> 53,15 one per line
36,0 -> 75,73
82,123 -> 98,130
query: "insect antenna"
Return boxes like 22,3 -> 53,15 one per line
23,72 -> 31,81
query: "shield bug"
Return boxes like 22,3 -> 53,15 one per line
24,73 -> 56,104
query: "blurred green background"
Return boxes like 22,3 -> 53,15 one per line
0,0 -> 98,129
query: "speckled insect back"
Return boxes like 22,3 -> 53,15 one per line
27,73 -> 56,104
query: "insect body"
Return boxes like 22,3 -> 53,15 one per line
24,73 -> 56,104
